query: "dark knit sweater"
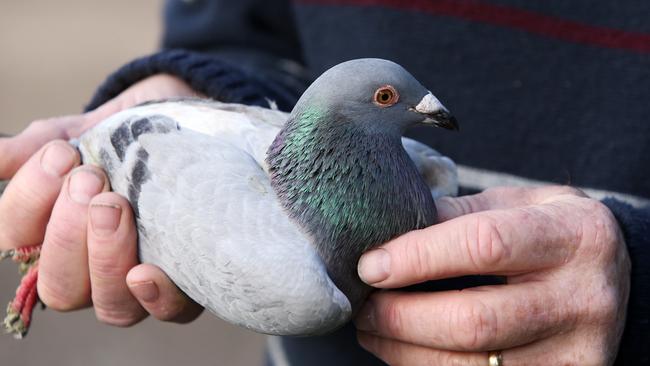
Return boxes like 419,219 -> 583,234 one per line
86,1 -> 650,364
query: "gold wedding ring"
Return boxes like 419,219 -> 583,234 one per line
488,351 -> 503,366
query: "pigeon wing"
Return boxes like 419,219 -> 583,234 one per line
78,106 -> 351,336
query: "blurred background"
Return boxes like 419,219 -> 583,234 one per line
0,1 -> 266,365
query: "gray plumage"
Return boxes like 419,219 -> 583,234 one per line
76,59 -> 458,335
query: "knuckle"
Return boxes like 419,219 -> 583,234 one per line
89,249 -> 131,281
446,196 -> 472,216
582,199 -> 615,224
11,177 -> 49,209
67,115 -> 94,137
449,300 -> 497,350
454,195 -> 485,215
0,223 -> 29,249
28,119 -> 49,132
520,285 -> 567,330
587,281 -> 620,323
579,200 -> 621,259
28,120 -> 66,139
0,140 -> 18,176
402,232 -> 434,280
44,220 -> 85,253
90,254 -> 125,280
547,185 -> 587,198
467,215 -> 507,270
382,298 -> 407,337
482,186 -> 514,199
0,190 -> 44,242
485,186 -> 532,205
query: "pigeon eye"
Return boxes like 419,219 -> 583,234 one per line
373,85 -> 399,107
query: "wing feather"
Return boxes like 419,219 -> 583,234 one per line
79,104 -> 351,335
77,99 -> 457,335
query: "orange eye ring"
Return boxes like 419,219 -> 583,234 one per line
373,85 -> 399,107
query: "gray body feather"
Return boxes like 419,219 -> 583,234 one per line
77,99 -> 457,335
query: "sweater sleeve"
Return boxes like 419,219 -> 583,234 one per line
85,0 -> 308,113
602,198 -> 650,365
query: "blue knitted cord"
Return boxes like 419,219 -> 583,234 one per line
85,49 -> 300,112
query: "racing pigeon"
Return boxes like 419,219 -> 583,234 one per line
2,58 -> 458,337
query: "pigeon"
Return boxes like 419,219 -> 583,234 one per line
3,58 -> 458,337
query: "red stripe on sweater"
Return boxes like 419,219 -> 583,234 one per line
298,0 -> 650,53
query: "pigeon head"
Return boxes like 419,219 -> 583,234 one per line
267,58 -> 457,314
291,58 -> 458,136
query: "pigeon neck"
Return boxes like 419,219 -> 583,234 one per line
266,107 -> 437,312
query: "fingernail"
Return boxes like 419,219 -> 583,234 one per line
354,301 -> 377,332
69,169 -> 104,204
358,248 -> 390,285
129,281 -> 159,303
90,203 -> 122,236
41,143 -> 76,177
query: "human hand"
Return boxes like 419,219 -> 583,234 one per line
0,74 -> 200,178
0,74 -> 203,326
355,186 -> 630,365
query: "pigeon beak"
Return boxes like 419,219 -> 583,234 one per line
412,92 -> 459,131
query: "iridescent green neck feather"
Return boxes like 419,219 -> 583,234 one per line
267,106 -> 437,312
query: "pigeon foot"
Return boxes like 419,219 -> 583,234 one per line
1,245 -> 42,339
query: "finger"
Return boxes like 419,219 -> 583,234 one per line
127,264 -> 204,323
0,116 -> 90,178
0,141 -> 79,250
358,332 -> 590,366
357,331 -> 486,366
38,166 -> 109,311
0,136 -> 22,178
0,126 -> 67,178
435,185 -> 588,222
79,98 -> 125,133
77,75 -> 203,135
354,284 -> 568,352
87,192 -> 147,326
358,204 -> 578,287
